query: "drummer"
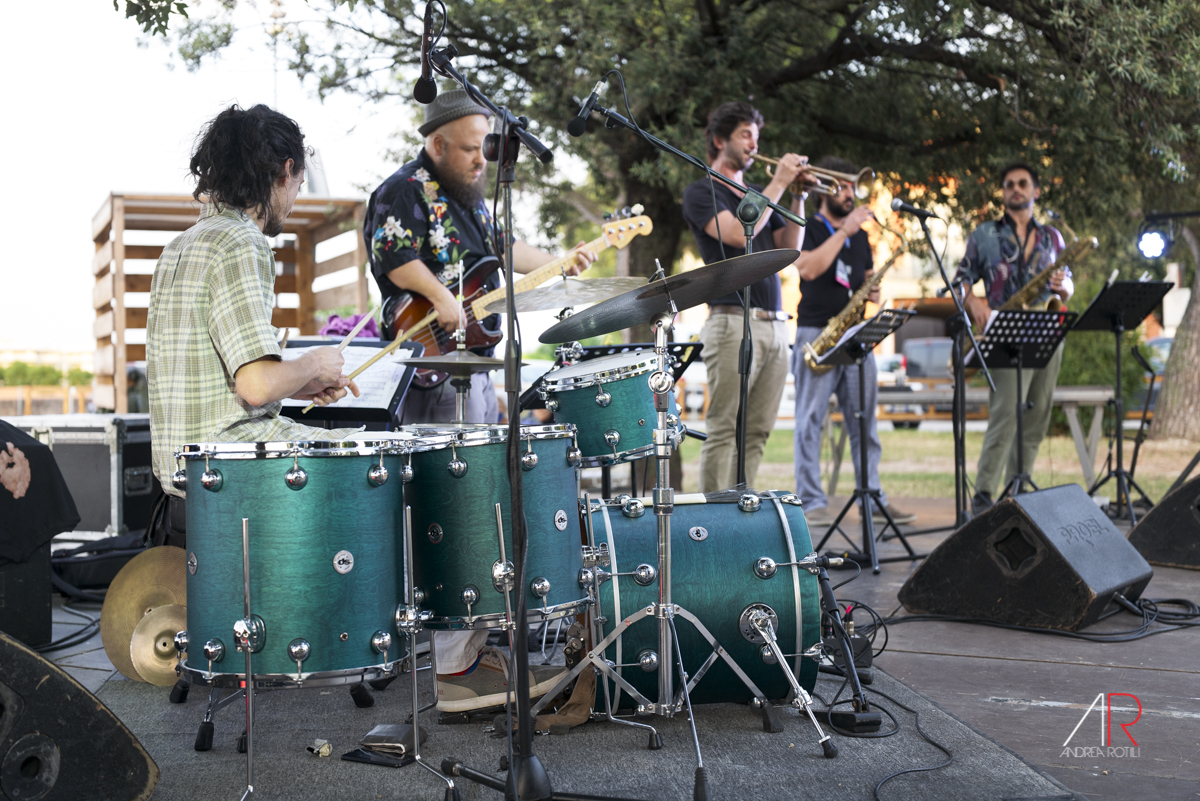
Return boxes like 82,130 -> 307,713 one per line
146,104 -> 361,547
364,89 -> 594,713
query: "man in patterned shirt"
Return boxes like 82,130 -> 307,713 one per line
147,105 -> 360,542
954,161 -> 1073,514
364,89 -> 594,713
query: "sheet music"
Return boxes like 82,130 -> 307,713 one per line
279,345 -> 410,410
814,320 -> 868,364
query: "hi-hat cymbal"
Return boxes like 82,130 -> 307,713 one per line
414,350 -> 507,377
538,250 -> 799,344
483,277 -> 651,315
101,546 -> 187,682
130,604 -> 187,686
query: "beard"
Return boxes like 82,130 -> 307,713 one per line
722,146 -> 753,173
434,160 -> 488,208
262,200 -> 285,238
1005,195 -> 1034,214
822,195 -> 855,220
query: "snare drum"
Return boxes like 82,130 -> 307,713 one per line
405,424 -> 588,629
540,351 -> 684,466
586,492 -> 819,706
179,440 -> 409,686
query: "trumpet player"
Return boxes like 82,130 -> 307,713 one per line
791,157 -> 915,527
955,161 -> 1073,514
681,101 -> 807,492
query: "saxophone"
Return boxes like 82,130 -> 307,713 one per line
999,214 -> 1097,313
803,231 -> 908,375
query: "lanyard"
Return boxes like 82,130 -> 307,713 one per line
814,212 -> 851,250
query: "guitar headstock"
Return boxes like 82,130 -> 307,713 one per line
601,205 -> 653,249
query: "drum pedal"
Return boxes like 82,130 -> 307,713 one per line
760,699 -> 786,733
169,677 -> 190,704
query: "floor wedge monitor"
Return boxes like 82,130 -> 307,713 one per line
1128,475 -> 1200,569
899,485 -> 1153,631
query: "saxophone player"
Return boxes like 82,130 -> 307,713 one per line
792,157 -> 916,527
955,161 -> 1073,514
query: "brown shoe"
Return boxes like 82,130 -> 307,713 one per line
872,504 -> 917,525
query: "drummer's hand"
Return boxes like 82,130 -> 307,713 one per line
842,205 -> 875,237
566,242 -> 597,277
296,378 -> 360,406
304,346 -> 347,385
432,284 -> 465,332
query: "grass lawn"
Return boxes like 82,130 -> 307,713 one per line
674,426 -> 1195,500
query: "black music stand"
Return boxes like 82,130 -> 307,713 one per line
811,309 -> 923,574
1074,279 -> 1173,524
279,338 -> 423,430
966,309 -> 1076,500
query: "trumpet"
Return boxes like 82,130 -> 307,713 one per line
753,154 -> 876,200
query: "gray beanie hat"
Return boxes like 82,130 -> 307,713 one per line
418,88 -> 493,137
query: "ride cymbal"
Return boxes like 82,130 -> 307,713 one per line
538,250 -> 799,343
100,546 -> 187,682
483,277 -> 651,315
130,603 -> 187,686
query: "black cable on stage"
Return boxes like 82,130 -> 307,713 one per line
35,600 -> 102,655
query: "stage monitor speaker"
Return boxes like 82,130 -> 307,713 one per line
1128,475 -> 1200,569
0,632 -> 158,801
899,484 -> 1153,631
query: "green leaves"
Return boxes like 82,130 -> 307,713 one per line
114,0 -> 189,36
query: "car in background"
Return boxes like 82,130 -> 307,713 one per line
902,337 -> 954,379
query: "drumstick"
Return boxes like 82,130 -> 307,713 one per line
301,310 -> 438,413
335,305 -> 379,351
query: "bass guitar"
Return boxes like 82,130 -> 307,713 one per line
382,210 -> 653,388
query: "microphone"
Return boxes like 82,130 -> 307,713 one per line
412,1 -> 437,104
567,78 -> 607,137
890,198 -> 937,219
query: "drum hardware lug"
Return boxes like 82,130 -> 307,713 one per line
637,650 -> 659,673
566,442 -> 581,467
577,566 -> 595,587
172,455 -> 187,490
461,585 -> 480,621
738,493 -> 761,512
202,638 -> 225,679
595,388 -> 612,408
611,563 -> 657,586
544,394 -> 560,413
287,638 -> 311,682
491,559 -> 515,593
530,577 -> 551,600
400,454 -> 414,484
754,557 -> 778,580
666,413 -> 680,428
759,645 -> 778,665
173,630 -> 189,667
621,497 -> 645,518
200,454 -> 223,492
233,614 -> 266,654
370,631 -> 392,665
521,437 -> 539,470
447,445 -> 468,478
367,453 -> 389,486
285,453 -> 308,491
603,429 -> 621,458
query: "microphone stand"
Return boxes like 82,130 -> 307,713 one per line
589,102 -> 801,487
428,44 -> 638,801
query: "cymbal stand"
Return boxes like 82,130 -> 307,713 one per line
233,517 -> 259,800
451,265 -> 471,425
396,505 -> 461,801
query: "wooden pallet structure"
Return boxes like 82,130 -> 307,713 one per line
91,193 -> 368,412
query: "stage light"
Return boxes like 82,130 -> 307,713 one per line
1138,229 -> 1169,259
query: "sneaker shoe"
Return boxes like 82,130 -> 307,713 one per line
872,504 -> 917,525
804,506 -> 836,527
971,492 -> 994,516
436,646 -> 568,713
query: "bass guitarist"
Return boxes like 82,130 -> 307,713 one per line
365,88 -> 596,425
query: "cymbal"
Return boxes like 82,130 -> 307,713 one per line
100,546 -> 187,682
538,250 -> 799,344
413,350 -> 507,377
483,277 -> 651,315
130,604 -> 187,686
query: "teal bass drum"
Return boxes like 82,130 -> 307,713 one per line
541,351 -> 684,467
405,424 -> 587,629
588,493 -> 820,706
180,438 -> 409,684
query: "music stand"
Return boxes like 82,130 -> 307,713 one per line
966,309 -> 1076,500
279,338 -> 423,430
811,309 -> 924,574
1074,279 -> 1173,523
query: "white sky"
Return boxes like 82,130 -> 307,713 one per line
0,0 -> 572,355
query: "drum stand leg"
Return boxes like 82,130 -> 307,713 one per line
397,505 -> 462,801
745,610 -> 837,758
232,517 -> 261,799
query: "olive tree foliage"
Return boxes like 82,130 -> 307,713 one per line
163,0 -> 1200,437
113,0 -> 190,35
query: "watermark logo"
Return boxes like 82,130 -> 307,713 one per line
1061,692 -> 1142,758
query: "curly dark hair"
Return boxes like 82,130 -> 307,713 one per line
999,160 -> 1040,188
705,101 -> 764,161
189,104 -> 310,219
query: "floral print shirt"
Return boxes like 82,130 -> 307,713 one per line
364,149 -> 498,303
955,214 -> 1067,309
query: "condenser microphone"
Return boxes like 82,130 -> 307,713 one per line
413,1 -> 438,104
567,78 -> 607,137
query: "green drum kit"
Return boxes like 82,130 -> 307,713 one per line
167,250 -> 867,795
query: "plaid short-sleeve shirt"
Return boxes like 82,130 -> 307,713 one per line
147,203 -> 356,496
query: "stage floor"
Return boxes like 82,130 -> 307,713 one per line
47,497 -> 1198,800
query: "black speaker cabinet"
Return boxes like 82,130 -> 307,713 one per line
1128,475 -> 1200,569
0,632 -> 158,800
0,543 -> 52,648
899,484 -> 1153,631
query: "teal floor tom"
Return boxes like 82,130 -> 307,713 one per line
541,351 -> 684,466
406,424 -> 587,630
178,438 -> 410,688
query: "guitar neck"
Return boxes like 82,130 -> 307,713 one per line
471,237 -> 608,318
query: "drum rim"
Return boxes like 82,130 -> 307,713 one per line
180,658 -> 398,688
542,350 -> 659,391
178,440 -> 410,459
406,423 -> 575,453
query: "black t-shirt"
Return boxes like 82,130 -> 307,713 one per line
681,179 -> 785,310
795,213 -> 873,328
